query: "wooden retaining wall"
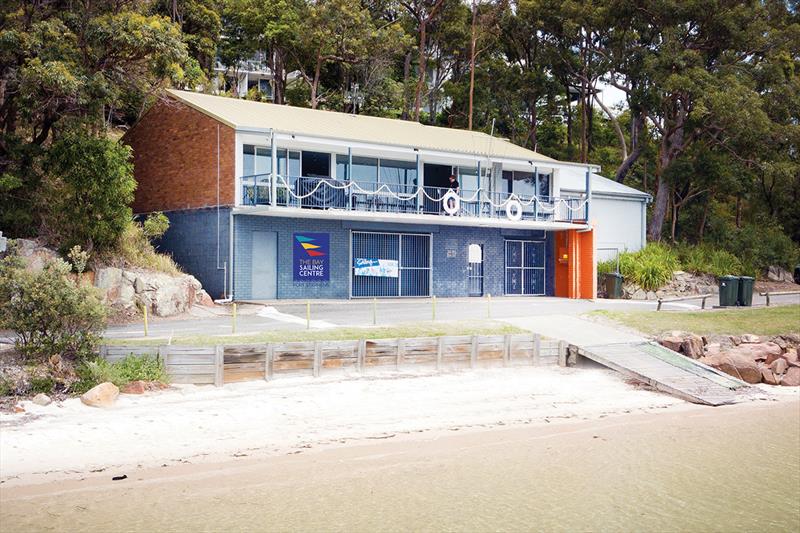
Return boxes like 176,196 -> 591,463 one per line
100,334 -> 564,387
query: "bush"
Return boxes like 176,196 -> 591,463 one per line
104,220 -> 182,275
0,258 -> 107,361
721,223 -> 800,274
142,212 -> 170,241
615,243 -> 679,291
42,132 -> 136,253
674,244 -> 744,277
72,354 -> 167,394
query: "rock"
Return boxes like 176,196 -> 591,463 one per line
659,335 -> 684,353
770,358 -> 789,376
782,348 -> 798,364
681,334 -> 705,359
705,343 -> 722,356
780,367 -> 800,386
741,334 -> 760,344
659,332 -> 704,359
80,382 -> 119,407
632,289 -> 646,300
134,276 -> 146,294
761,367 -> 780,386
121,380 -> 147,394
13,238 -> 60,272
31,393 -> 52,406
703,354 -> 763,384
13,405 -> 25,413
766,265 -> 793,283
730,336 -> 742,346
195,289 -> 214,307
731,342 -> 783,362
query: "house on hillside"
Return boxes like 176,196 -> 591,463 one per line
123,90 -> 649,301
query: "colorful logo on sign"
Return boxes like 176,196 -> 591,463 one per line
293,233 -> 329,282
295,234 -> 326,257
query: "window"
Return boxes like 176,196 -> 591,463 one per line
537,171 -> 551,199
511,171 -> 536,197
243,145 -> 271,176
458,167 -> 480,191
277,149 -> 300,177
380,159 -> 417,191
301,151 -> 330,178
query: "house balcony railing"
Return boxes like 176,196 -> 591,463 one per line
240,174 -> 588,223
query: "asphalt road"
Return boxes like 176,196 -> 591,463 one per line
100,293 -> 800,341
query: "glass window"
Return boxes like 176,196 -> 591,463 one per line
277,149 -> 300,177
458,167 -> 479,191
351,156 -> 378,184
243,145 -> 270,176
537,171 -> 551,199
512,171 -> 536,197
380,159 -> 417,190
336,154 -> 349,180
502,170 -> 513,193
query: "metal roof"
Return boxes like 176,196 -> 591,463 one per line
560,171 -> 651,200
166,89 -> 559,163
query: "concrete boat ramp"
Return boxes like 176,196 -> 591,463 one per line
505,315 -> 757,406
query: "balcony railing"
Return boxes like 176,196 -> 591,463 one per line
240,174 -> 588,223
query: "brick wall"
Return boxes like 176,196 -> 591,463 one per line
123,98 -> 235,213
233,215 -> 555,300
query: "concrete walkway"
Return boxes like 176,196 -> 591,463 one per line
504,315 -> 646,345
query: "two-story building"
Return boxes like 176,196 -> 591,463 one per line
124,90 -> 649,301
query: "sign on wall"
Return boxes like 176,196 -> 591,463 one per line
293,233 -> 330,281
353,258 -> 399,278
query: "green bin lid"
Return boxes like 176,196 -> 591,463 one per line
719,275 -> 739,280
739,276 -> 754,280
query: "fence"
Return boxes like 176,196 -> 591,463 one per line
99,334 -> 565,387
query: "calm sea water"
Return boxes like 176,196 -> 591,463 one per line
2,401 -> 799,532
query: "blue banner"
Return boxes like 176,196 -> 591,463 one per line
293,233 -> 330,282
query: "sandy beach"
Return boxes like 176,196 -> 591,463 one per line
1,393 -> 798,532
0,366 -> 699,486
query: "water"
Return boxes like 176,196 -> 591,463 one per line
2,401 -> 798,532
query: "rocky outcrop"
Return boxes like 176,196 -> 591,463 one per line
94,266 -> 213,317
80,382 -> 119,407
617,271 -> 719,300
11,238 -> 60,272
659,332 -> 800,386
765,266 -> 795,283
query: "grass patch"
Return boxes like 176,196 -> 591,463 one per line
72,354 -> 168,394
590,305 -> 800,336
103,320 -> 527,346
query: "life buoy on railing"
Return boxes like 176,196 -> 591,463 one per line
442,190 -> 460,215
506,199 -> 523,221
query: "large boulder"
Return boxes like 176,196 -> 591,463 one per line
80,382 -> 119,407
780,367 -> 800,387
12,239 -> 59,271
658,332 -> 705,359
760,366 -> 780,386
765,266 -> 793,283
730,342 -> 783,362
700,354 -> 762,384
770,358 -> 789,376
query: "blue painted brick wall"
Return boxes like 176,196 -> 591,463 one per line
233,214 -> 555,300
155,207 -> 231,299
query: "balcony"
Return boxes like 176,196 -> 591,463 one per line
239,174 -> 588,224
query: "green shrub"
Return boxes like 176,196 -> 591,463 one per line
675,244 -> 744,277
29,375 -> 55,394
615,243 -> 679,291
0,257 -> 107,361
104,221 -> 181,275
723,223 -> 800,273
142,212 -> 170,241
43,132 -> 136,253
72,354 -> 168,394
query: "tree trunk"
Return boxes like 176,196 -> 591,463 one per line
309,53 -> 322,109
614,113 -> 644,183
648,170 -> 669,241
401,52 -> 412,120
272,49 -> 286,105
467,3 -> 477,130
413,23 -> 428,122
698,195 -> 710,242
671,189 -> 679,242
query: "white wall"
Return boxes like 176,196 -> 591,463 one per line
590,196 -> 647,261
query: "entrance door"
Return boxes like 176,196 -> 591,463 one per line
467,244 -> 484,296
505,240 -> 545,295
351,231 -> 431,297
251,231 -> 277,299
422,163 -> 453,215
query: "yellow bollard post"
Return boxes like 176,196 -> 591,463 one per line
306,300 -> 311,329
232,302 -> 237,334
432,295 -> 437,321
142,304 -> 149,337
487,293 -> 492,319
372,298 -> 377,325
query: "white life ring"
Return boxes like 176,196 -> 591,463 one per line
506,199 -> 523,221
442,190 -> 460,215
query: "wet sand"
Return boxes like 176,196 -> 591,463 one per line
2,398 -> 798,532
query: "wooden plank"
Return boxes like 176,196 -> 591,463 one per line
214,345 -> 223,387
502,335 -> 511,367
470,336 -> 478,368
167,364 -> 218,375
558,341 -> 567,367
533,334 -> 541,366
313,341 -> 321,377
170,374 -> 215,385
357,339 -> 365,372
265,343 -> 274,381
397,338 -> 404,369
437,337 -> 444,371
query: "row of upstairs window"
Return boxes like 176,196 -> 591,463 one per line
242,145 -> 551,198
